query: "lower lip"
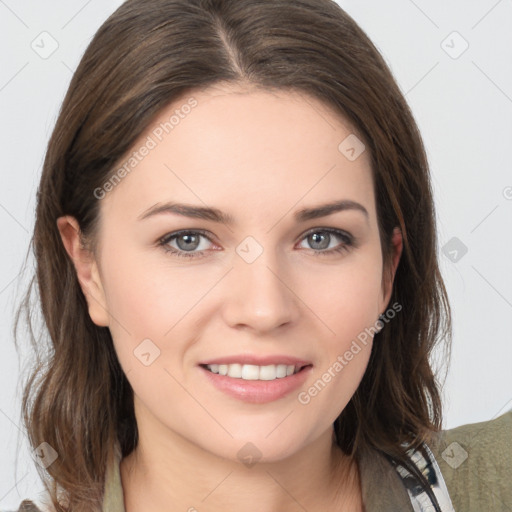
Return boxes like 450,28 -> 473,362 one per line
198,365 -> 313,404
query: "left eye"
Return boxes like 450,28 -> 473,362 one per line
297,228 -> 353,255
157,228 -> 354,259
158,230 -> 215,259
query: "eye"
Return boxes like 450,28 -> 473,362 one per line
157,230 -> 216,259
157,227 -> 355,260
297,228 -> 355,256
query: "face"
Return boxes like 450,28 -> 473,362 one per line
59,84 -> 402,463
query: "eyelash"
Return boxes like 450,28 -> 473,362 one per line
157,228 -> 355,260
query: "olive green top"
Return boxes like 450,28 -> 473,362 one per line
17,410 -> 512,511
358,409 -> 512,511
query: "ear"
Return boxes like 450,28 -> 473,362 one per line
379,226 -> 403,314
56,216 -> 110,327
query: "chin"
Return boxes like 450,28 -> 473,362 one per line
200,428 -> 313,466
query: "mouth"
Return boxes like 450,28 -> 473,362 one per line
198,361 -> 313,403
200,363 -> 311,381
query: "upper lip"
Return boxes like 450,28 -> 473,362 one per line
199,355 -> 312,367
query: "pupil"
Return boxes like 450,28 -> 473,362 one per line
178,234 -> 199,251
310,232 -> 329,250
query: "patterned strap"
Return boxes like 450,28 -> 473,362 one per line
390,442 -> 456,512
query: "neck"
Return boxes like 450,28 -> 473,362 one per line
120,403 -> 362,512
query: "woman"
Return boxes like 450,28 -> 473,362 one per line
14,0 -> 511,511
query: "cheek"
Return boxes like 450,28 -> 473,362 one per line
296,335 -> 373,431
100,247 -> 222,385
300,319 -> 374,423
306,256 -> 383,344
100,246 -> 197,335
97,247 -> 174,371
295,254 -> 381,413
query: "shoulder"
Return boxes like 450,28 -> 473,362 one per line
427,409 -> 512,511
15,499 -> 44,511
15,498 -> 57,512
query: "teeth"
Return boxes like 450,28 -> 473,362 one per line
227,363 -> 242,378
242,364 -> 260,380
276,365 -> 287,378
205,363 -> 301,380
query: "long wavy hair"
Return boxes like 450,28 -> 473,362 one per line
14,0 -> 452,510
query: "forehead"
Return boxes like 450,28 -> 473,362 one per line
100,84 -> 375,226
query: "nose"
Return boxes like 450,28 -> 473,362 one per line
221,246 -> 300,333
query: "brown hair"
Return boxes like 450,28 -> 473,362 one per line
14,0 -> 452,510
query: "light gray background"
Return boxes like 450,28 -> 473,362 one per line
1,0 -> 511,509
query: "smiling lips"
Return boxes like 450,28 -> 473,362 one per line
199,355 -> 312,381
198,355 -> 313,403
204,363 -> 302,381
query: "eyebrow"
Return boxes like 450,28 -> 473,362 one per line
137,199 -> 369,225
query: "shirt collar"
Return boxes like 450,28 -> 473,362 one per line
103,440 -> 414,512
102,440 -> 125,512
356,444 -> 415,511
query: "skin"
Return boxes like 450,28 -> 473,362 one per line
58,83 -> 403,511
